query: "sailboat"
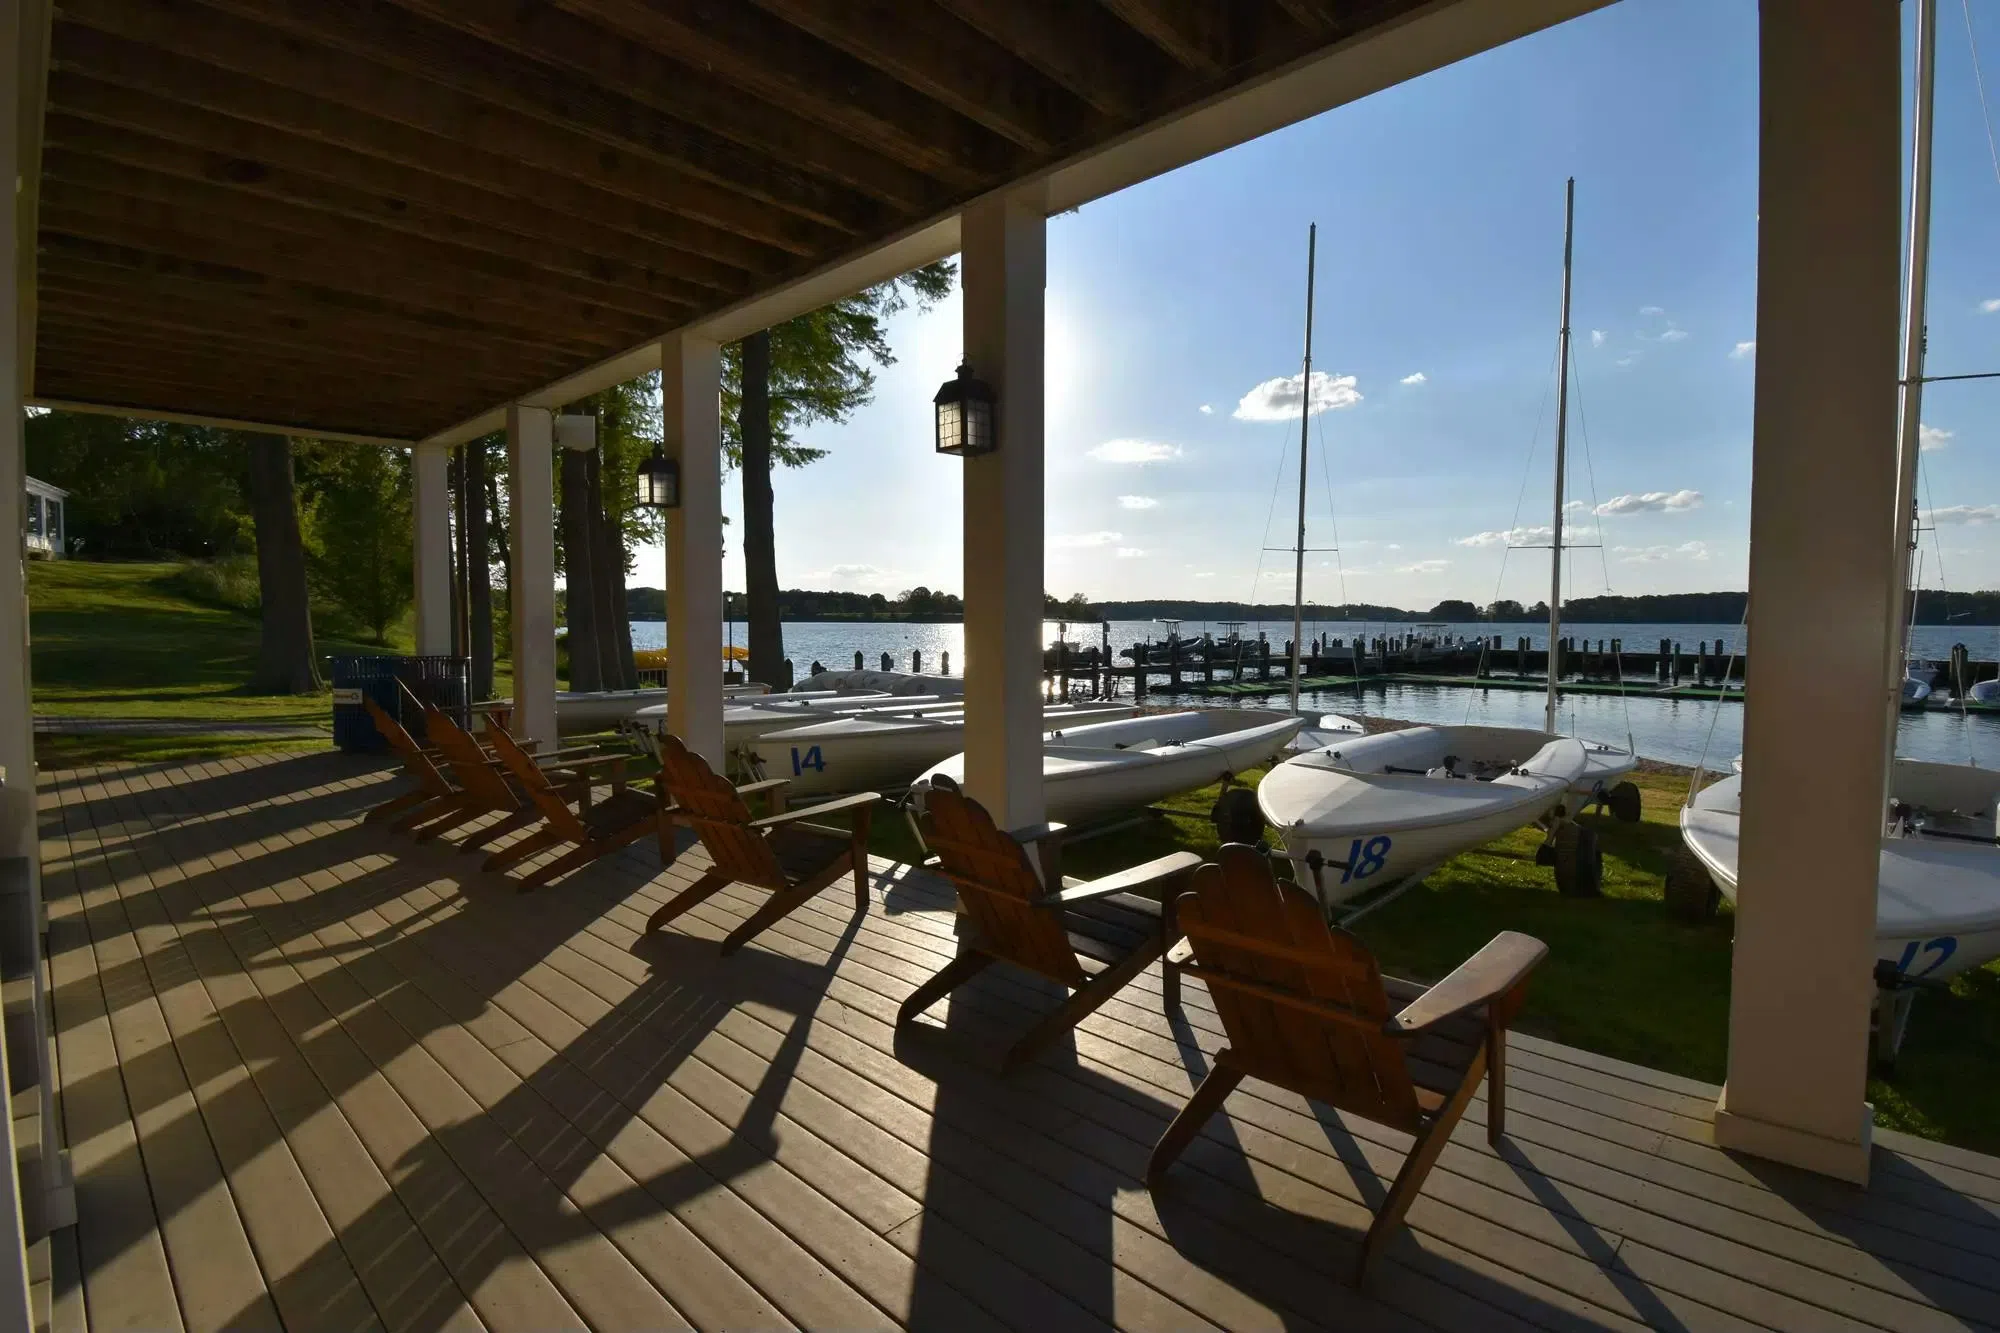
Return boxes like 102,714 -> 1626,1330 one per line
1678,0 -> 2000,998
1259,183 -> 1641,908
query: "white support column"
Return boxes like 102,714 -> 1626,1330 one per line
1715,0 -> 1901,1185
411,443 -> 452,656
960,186 -> 1048,831
506,405 -> 558,744
661,334 -> 725,766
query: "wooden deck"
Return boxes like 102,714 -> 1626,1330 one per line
34,751 -> 2000,1332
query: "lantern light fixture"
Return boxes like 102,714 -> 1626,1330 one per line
636,445 -> 680,509
933,360 -> 997,457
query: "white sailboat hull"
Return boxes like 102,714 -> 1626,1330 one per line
1681,766 -> 2000,981
751,703 -> 1137,797
1258,725 -> 1587,907
915,709 -> 1303,825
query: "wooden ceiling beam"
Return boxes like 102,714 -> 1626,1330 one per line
38,191 -> 658,353
33,378 -> 442,442
550,0 -> 1023,185
190,0 -> 890,231
1272,0 -> 1348,31
40,143 -> 709,325
1099,0 -> 1233,75
384,0 -> 948,209
52,2 -> 844,255
931,0 -> 1162,119
34,356 -> 451,428
46,74 -> 757,295
749,0 -> 1083,152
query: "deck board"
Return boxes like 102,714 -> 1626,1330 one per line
34,751 -> 2000,1333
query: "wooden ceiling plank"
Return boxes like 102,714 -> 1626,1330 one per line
51,2 -> 840,255
385,0 -> 945,210
749,0 -> 1083,152
1271,0 -> 1352,33
192,0 -> 890,231
38,193 -> 661,352
35,231 -> 620,363
40,142 -> 708,324
931,0 -> 1161,119
45,75 -> 756,294
33,382 -> 437,441
34,359 -> 450,426
549,0 -> 1023,184
1099,0 -> 1232,74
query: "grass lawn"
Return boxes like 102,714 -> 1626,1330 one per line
869,763 -> 2000,1154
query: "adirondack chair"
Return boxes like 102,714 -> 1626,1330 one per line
1149,844 -> 1548,1285
899,783 -> 1202,1073
362,696 -> 459,830
481,724 -> 661,888
644,733 -> 877,955
419,709 -> 617,852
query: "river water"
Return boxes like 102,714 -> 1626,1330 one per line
628,619 -> 2000,769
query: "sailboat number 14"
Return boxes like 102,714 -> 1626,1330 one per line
1340,835 -> 1392,884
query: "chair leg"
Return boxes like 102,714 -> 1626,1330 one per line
1147,1059 -> 1245,1185
483,826 -> 559,872
646,870 -> 731,934
1005,935 -> 1164,1073
366,789 -> 429,824
896,949 -> 994,1029
1355,1045 -> 1487,1286
720,861 -> 847,955
1486,1022 -> 1507,1148
1160,899 -> 1180,1014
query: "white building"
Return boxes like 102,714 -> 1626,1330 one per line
24,476 -> 64,559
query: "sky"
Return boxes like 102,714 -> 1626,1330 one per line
643,0 -> 2000,613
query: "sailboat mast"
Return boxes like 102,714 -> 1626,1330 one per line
1547,177 -> 1575,734
1887,0 -> 1938,752
1290,223 -> 1317,718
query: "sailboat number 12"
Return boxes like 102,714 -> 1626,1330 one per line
1341,835 -> 1392,884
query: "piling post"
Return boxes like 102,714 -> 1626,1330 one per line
1203,636 -> 1215,687
1259,634 -> 1271,681
1057,640 -> 1070,698
941,650 -> 950,675
912,649 -> 922,674
854,650 -> 865,670
881,652 -> 893,672
1952,642 -> 1969,698
1132,642 -> 1147,700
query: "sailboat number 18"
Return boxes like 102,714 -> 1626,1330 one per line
1341,835 -> 1392,884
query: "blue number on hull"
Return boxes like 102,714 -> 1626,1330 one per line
1893,936 -> 1958,979
1340,835 -> 1392,884
791,745 -> 824,775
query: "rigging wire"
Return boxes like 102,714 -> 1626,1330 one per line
1963,0 -> 2000,190
1469,337 -> 1561,725
1563,334 -> 1638,756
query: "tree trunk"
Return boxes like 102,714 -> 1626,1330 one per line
558,443 -> 602,692
243,434 -> 321,694
585,447 -> 636,689
465,439 -> 494,699
739,329 -> 785,689
448,448 -> 467,657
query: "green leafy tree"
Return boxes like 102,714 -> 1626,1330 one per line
725,261 -> 956,687
310,445 -> 413,645
24,410 -> 251,558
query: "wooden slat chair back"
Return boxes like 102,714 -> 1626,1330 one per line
899,785 -> 1201,1072
657,729 -> 788,890
1151,844 -> 1547,1285
921,786 -> 1087,987
485,725 -> 593,844
424,709 -> 524,815
480,724 -> 657,889
646,733 -> 878,955
361,696 -> 453,828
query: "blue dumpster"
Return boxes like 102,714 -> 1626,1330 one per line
329,655 -> 469,753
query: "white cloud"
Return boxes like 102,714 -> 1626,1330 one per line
1051,530 -> 1121,547
1397,559 -> 1450,575
1640,305 -> 1665,316
1457,522 -> 1598,548
1116,494 -> 1158,510
814,563 -> 905,588
1088,438 -> 1181,464
1198,403 -> 1214,415
1400,371 -> 1427,386
1590,329 -> 1608,348
826,563 -> 887,579
1923,505 -> 2000,526
1730,340 -> 1756,360
1232,370 -> 1362,421
1920,423 -> 1954,452
1616,541 -> 1710,564
1594,489 -> 1703,515
1659,327 -> 1689,342
1192,571 -> 1216,579
1982,299 -> 2000,314
1115,547 -> 1146,559
1615,354 -> 1639,368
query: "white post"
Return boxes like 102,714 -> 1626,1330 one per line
411,443 -> 452,656
960,186 -> 1048,830
661,334 -> 724,766
1715,0 -> 1901,1185
506,405 -> 558,744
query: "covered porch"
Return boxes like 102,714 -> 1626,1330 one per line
39,751 -> 2000,1332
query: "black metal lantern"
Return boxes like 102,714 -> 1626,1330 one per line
933,361 -> 997,457
636,445 -> 680,509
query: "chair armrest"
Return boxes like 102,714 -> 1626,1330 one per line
529,745 -> 603,765
732,777 -> 792,799
1041,850 -> 1203,905
1385,931 -> 1548,1037
544,754 -> 626,775
751,791 -> 880,829
1006,821 -> 1067,847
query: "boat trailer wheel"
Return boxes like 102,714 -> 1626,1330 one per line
1662,847 -> 1720,922
1604,780 -> 1643,824
1551,820 -> 1603,898
1211,780 -> 1265,846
